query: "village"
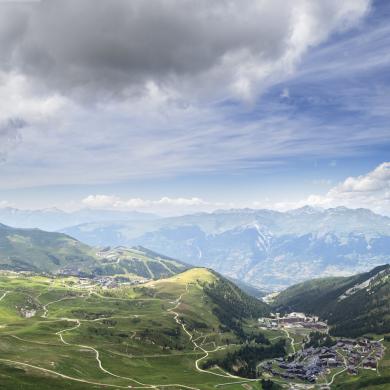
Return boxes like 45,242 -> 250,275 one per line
70,275 -> 150,290
258,312 -> 328,331
257,312 -> 385,385
259,336 -> 384,385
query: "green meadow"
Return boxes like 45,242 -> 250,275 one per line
0,270 -> 264,390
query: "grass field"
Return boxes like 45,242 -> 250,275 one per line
0,270 -> 265,390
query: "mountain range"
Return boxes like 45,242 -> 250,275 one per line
0,220 -> 389,387
0,207 -> 157,231
61,206 -> 390,290
1,218 -> 387,339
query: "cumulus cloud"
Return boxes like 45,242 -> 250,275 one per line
248,163 -> 390,216
273,162 -> 390,215
0,200 -> 10,208
0,70 -> 68,162
82,194 -> 218,216
329,163 -> 390,193
0,0 -> 370,102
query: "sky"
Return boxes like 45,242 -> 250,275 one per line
0,0 -> 389,216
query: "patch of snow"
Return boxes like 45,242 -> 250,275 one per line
338,268 -> 389,301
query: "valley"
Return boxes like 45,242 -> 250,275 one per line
0,221 -> 388,389
0,265 -> 388,389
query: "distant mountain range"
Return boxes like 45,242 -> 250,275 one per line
273,264 -> 390,337
0,207 -> 157,231
60,206 -> 390,290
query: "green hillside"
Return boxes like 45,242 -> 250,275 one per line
0,223 -> 96,273
273,264 -> 390,337
92,245 -> 189,280
0,224 -> 188,280
0,268 -> 277,389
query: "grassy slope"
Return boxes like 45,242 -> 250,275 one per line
274,275 -> 361,311
0,269 -> 270,389
0,224 -> 96,272
94,246 -> 189,280
0,223 -> 189,279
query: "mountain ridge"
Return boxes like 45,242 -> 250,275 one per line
0,207 -> 158,231
0,223 -> 189,280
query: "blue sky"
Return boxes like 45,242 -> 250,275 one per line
0,0 -> 389,215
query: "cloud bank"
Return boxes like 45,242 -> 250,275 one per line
81,163 -> 390,216
0,0 -> 370,102
82,194 -> 221,216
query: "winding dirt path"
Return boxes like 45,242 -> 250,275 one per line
282,329 -> 296,354
45,290 -> 201,389
2,283 -> 261,390
0,291 -> 10,302
0,358 -> 132,388
167,286 -> 257,383
41,296 -> 78,318
55,317 -> 156,388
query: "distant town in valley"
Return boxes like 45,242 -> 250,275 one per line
257,312 -> 385,387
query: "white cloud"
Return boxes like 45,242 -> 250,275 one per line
0,200 -> 10,208
271,162 -> 390,215
12,163 -> 390,216
330,163 -> 390,193
0,71 -> 69,161
82,195 -> 121,209
0,72 -> 66,122
246,163 -> 390,217
82,194 -> 217,216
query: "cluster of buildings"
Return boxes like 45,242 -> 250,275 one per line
258,312 -> 328,331
20,307 -> 36,318
93,276 -> 150,289
260,346 -> 343,383
259,337 -> 384,384
335,338 -> 384,374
